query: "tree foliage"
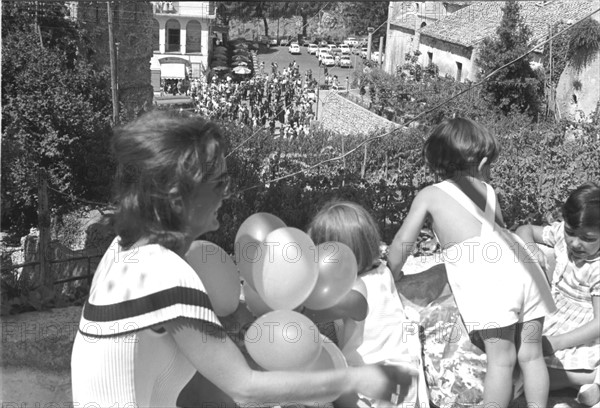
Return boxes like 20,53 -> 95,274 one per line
338,2 -> 389,37
1,2 -> 114,235
567,17 -> 600,73
476,1 -> 543,117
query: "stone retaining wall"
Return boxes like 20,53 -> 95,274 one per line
316,90 -> 401,136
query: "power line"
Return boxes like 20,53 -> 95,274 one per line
232,5 -> 600,194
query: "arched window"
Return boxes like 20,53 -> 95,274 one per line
166,19 -> 181,52
152,19 -> 160,51
186,20 -> 202,53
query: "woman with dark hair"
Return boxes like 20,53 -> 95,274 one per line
71,111 -> 415,406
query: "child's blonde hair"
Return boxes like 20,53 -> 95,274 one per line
308,200 -> 381,274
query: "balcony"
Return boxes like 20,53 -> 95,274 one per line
152,1 -> 216,18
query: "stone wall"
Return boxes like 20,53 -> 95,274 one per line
316,90 -> 401,136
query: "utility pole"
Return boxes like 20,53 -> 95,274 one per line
378,36 -> 384,66
37,169 -> 51,289
107,1 -> 119,125
35,1 -> 44,48
366,26 -> 374,62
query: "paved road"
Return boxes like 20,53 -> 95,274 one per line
255,44 -> 363,86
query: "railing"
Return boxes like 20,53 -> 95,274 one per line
1,253 -> 103,286
152,1 -> 216,18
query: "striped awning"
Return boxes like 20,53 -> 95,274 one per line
161,63 -> 186,79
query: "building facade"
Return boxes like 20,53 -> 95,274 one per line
67,1 -> 155,121
384,2 -> 469,75
149,1 -> 216,91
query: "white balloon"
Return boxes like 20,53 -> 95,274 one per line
253,227 -> 319,310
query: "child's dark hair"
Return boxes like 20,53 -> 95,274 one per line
423,117 -> 499,178
111,111 -> 227,254
562,182 -> 600,230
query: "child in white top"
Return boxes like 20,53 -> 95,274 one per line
304,200 -> 427,408
387,117 -> 556,408
517,182 -> 600,406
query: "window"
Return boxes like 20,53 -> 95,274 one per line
186,20 -> 202,53
168,29 -> 180,52
420,22 -> 427,28
166,19 -> 181,52
456,61 -> 463,82
428,52 -> 433,64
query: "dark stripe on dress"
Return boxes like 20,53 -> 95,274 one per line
83,286 -> 214,322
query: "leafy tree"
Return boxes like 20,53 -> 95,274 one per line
283,2 -> 322,37
217,2 -> 273,36
567,17 -> 600,73
476,1 -> 543,117
1,2 -> 114,235
340,2 -> 389,37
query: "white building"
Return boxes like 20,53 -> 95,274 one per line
150,1 -> 217,90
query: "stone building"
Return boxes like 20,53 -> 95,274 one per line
67,1 -> 155,121
149,1 -> 217,91
384,2 -> 469,75
385,1 -> 598,83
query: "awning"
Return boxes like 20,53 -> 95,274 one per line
154,96 -> 194,106
161,63 -> 186,79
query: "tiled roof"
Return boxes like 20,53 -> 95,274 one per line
419,0 -> 598,47
389,2 -> 450,30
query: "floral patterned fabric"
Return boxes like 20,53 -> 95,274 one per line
396,262 -> 487,408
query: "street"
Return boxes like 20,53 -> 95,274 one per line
254,43 -> 364,86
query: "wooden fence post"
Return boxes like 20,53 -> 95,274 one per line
37,169 -> 52,289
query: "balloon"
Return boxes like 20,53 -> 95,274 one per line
242,281 -> 272,317
186,241 -> 241,317
306,335 -> 348,371
302,242 -> 358,310
244,310 -> 322,371
253,227 -> 319,310
235,213 -> 286,288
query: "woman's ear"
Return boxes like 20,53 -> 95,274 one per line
169,187 -> 185,214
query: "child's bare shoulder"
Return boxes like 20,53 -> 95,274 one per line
411,185 -> 441,209
415,185 -> 443,200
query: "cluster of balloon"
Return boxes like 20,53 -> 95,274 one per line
185,241 -> 241,317
234,213 -> 357,372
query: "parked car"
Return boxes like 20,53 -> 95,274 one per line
288,43 -> 301,54
318,40 -> 328,47
307,43 -> 319,55
344,37 -> 359,47
269,37 -> 279,46
371,51 -> 385,62
340,44 -> 351,54
280,37 -> 292,46
338,55 -> 352,68
322,55 -> 336,67
360,47 -> 369,58
317,48 -> 330,60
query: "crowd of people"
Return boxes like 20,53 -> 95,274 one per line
191,62 -> 320,140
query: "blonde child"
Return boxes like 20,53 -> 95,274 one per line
304,200 -> 428,408
516,182 -> 600,407
387,117 -> 556,408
